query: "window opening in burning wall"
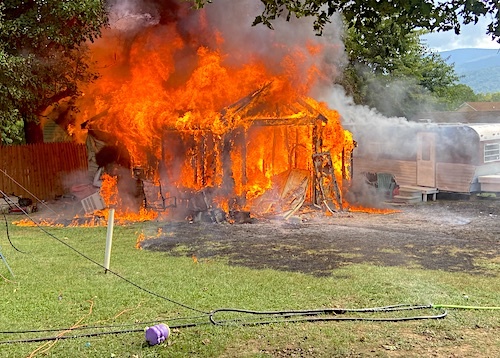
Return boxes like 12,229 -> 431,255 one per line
484,143 -> 500,163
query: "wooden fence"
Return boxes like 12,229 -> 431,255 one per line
0,142 -> 88,201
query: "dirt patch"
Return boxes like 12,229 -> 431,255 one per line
141,198 -> 500,276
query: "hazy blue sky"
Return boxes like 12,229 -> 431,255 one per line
422,17 -> 500,51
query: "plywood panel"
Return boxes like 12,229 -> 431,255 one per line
417,132 -> 436,187
353,158 -> 417,185
435,163 -> 475,193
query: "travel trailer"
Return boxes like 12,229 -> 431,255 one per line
345,122 -> 500,194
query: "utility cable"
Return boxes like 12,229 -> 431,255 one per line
0,304 -> 448,345
0,321 -> 206,344
1,303 -> 494,345
0,171 -> 57,215
0,314 -> 209,334
208,304 -> 447,326
3,199 -> 208,315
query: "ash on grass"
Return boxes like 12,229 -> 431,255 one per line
141,199 -> 500,277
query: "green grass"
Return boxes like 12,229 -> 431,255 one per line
0,221 -> 499,357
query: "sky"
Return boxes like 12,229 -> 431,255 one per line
422,17 -> 500,51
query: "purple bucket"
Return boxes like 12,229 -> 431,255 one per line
145,324 -> 170,346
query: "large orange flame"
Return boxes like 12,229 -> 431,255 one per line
72,4 -> 358,218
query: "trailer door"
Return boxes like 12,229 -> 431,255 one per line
417,132 -> 436,187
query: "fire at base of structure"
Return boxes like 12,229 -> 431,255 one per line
87,84 -> 354,221
145,95 -> 352,219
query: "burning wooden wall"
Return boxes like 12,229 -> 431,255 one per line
157,83 -> 353,215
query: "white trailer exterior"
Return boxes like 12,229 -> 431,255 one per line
345,122 -> 500,194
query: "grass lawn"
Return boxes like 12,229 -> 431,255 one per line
0,220 -> 498,357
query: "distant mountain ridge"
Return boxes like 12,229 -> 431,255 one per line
439,48 -> 500,94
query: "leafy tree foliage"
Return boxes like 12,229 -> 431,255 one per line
193,0 -> 499,41
0,47 -> 27,144
0,1 -> 107,144
476,92 -> 500,101
340,22 -> 476,117
435,83 -> 478,109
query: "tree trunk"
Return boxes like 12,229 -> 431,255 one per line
24,120 -> 44,143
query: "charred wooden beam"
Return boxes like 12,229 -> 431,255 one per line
312,152 -> 343,212
221,133 -> 235,196
244,117 -> 316,127
220,82 -> 273,120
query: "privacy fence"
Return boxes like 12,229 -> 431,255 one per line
0,142 -> 88,201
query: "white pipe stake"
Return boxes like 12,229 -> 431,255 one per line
104,208 -> 115,273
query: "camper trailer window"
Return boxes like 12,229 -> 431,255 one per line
484,143 -> 500,163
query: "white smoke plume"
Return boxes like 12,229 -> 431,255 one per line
107,0 -> 160,31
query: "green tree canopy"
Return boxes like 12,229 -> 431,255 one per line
343,25 -> 475,118
0,0 -> 107,144
476,92 -> 500,101
193,0 -> 500,41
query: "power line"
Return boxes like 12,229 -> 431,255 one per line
0,169 -> 57,215
1,194 -> 208,314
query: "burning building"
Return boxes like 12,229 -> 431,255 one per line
69,0 -> 355,220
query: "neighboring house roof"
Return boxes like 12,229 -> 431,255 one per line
410,111 -> 500,123
456,102 -> 500,112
